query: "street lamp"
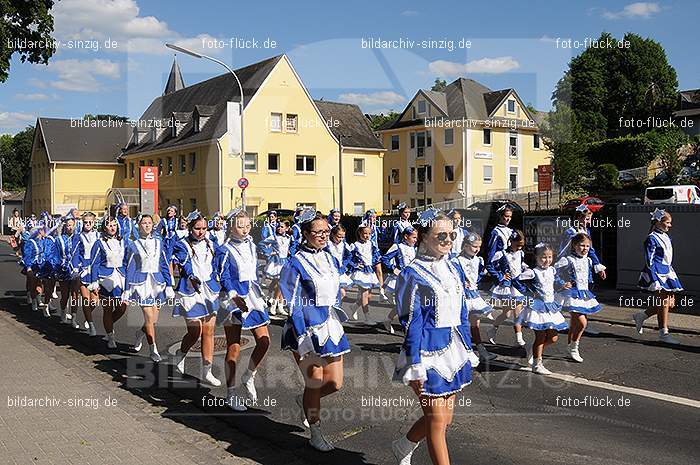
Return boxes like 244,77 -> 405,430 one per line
165,43 -> 246,210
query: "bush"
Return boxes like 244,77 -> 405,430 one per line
592,164 -> 621,191
584,128 -> 689,171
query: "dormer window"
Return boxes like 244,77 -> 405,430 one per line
417,100 -> 426,114
507,99 -> 516,113
193,117 -> 200,133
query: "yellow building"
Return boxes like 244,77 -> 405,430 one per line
122,54 -> 385,217
377,78 -> 552,210
26,117 -> 130,215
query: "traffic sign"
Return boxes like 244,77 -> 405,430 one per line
237,177 -> 249,189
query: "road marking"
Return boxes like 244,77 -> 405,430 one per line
487,360 -> 700,409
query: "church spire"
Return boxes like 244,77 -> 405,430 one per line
163,55 -> 185,95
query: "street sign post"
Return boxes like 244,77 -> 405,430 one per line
139,166 -> 159,215
237,177 -> 249,190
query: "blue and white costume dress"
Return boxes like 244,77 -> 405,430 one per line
217,237 -> 269,329
451,254 -> 492,315
516,267 -> 568,331
261,220 -> 277,242
55,231 -> 80,282
261,234 -> 291,279
348,240 -> 381,289
449,226 -> 468,258
381,242 -> 416,295
391,219 -> 413,244
156,216 -> 178,258
175,228 -> 188,240
20,234 -> 44,275
39,233 -> 60,280
71,231 -> 99,286
280,244 -> 350,359
208,228 -> 226,248
488,249 -> 529,305
558,226 -> 604,271
486,224 -> 513,265
122,235 -> 173,306
172,236 -> 220,319
289,222 -> 302,256
325,239 -> 352,288
89,237 -> 126,298
116,214 -> 135,244
393,255 -> 477,397
638,229 -> 683,292
555,254 -> 602,314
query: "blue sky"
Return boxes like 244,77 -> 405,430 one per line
1,0 -> 697,134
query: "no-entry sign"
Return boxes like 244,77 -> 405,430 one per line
237,177 -> 249,189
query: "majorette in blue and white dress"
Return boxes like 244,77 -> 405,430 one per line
449,226 -> 468,258
171,236 -> 220,319
516,267 -> 569,331
156,216 -> 178,258
89,236 -> 126,298
71,230 -> 99,286
393,254 -> 477,397
122,235 -> 173,306
39,233 -> 61,280
638,229 -> 683,292
289,221 -> 302,256
260,234 -> 291,279
348,240 -> 381,289
280,244 -> 350,359
55,231 -> 80,282
487,249 -> 529,306
391,219 -> 413,244
451,253 -> 492,315
116,214 -> 135,245
382,242 -> 416,295
19,234 -> 44,275
217,237 -> 269,329
555,254 -> 602,314
325,239 -> 353,288
260,220 -> 277,242
208,228 -> 226,248
558,225 -> 604,270
486,224 -> 513,266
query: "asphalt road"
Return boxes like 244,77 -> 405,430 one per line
1,243 -> 698,465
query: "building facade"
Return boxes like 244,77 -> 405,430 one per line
378,78 -> 552,210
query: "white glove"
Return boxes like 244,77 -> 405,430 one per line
380,288 -> 388,301
165,286 -> 175,299
87,282 -> 99,292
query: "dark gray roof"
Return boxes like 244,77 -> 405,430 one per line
38,117 -> 130,164
124,55 -> 283,155
379,78 -> 537,130
315,100 -> 384,150
678,89 -> 700,110
163,58 -> 185,95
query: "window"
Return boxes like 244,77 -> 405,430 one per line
270,113 -> 282,132
410,132 -> 415,149
179,155 -> 186,174
533,133 -> 540,149
296,155 -> 315,173
190,198 -> 197,211
124,164 -> 128,179
426,165 -> 432,183
268,202 -> 281,210
427,130 -> 432,147
129,162 -> 134,179
509,131 -> 518,157
147,159 -> 154,166
483,165 -> 493,183
417,100 -> 426,114
178,198 -> 183,212
167,157 -> 173,175
534,168 -> 539,183
353,158 -> 365,175
444,128 -> 454,145
139,160 -> 145,167
286,114 -> 298,132
189,152 -> 196,172
353,202 -> 365,215
267,153 -> 280,172
444,165 -> 455,182
510,167 -> 518,191
483,128 -> 491,145
411,107 -> 416,119
244,153 -> 258,172
507,99 -> 516,113
391,135 -> 399,151
157,158 -> 163,175
410,198 -> 416,208
391,168 -> 400,184
410,167 -> 415,184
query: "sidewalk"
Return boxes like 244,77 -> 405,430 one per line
0,310 -> 257,465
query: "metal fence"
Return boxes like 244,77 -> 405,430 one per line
408,184 -> 561,213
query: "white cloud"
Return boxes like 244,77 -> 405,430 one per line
603,2 -> 661,19
14,93 -> 58,101
338,91 -> 406,106
28,78 -> 48,89
428,56 -> 520,76
0,112 -> 36,133
401,10 -> 419,17
42,59 -> 120,92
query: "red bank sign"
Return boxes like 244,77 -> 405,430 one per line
139,166 -> 158,214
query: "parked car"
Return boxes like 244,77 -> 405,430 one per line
644,185 -> 700,205
562,196 -> 605,213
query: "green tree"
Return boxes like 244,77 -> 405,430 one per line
431,78 -> 447,92
0,126 -> 34,189
368,111 -> 400,131
552,32 -> 678,141
0,0 -> 57,82
83,114 -> 129,122
541,104 -> 591,192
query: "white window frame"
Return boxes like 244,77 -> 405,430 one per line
507,99 -> 516,113
267,153 -> 280,173
390,168 -> 400,185
533,168 -> 539,183
244,152 -> 258,172
483,165 -> 493,184
353,202 -> 365,215
353,158 -> 365,175
533,133 -> 540,150
444,165 -> 455,183
417,100 -> 426,115
296,155 -> 315,174
509,131 -> 518,158
270,113 -> 282,132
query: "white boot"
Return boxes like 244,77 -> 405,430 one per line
487,325 -> 498,345
201,363 -> 221,387
350,302 -> 360,320
42,303 -> 51,318
383,318 -> 395,334
296,394 -> 309,428
227,386 -> 248,412
133,329 -> 146,352
309,421 -> 334,452
71,313 -> 80,329
392,435 -> 419,465
106,331 -> 117,349
269,299 -> 278,316
532,357 -> 552,375
568,341 -> 583,363
173,350 -> 187,374
276,300 -> 287,316
61,310 -> 71,324
87,322 -> 97,337
633,312 -> 648,334
241,369 -> 258,404
149,344 -> 162,363
515,332 -> 526,347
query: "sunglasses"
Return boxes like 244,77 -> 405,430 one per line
310,229 -> 331,237
435,231 -> 458,242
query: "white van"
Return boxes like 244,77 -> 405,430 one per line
644,185 -> 700,205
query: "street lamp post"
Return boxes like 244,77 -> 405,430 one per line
165,43 -> 246,210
